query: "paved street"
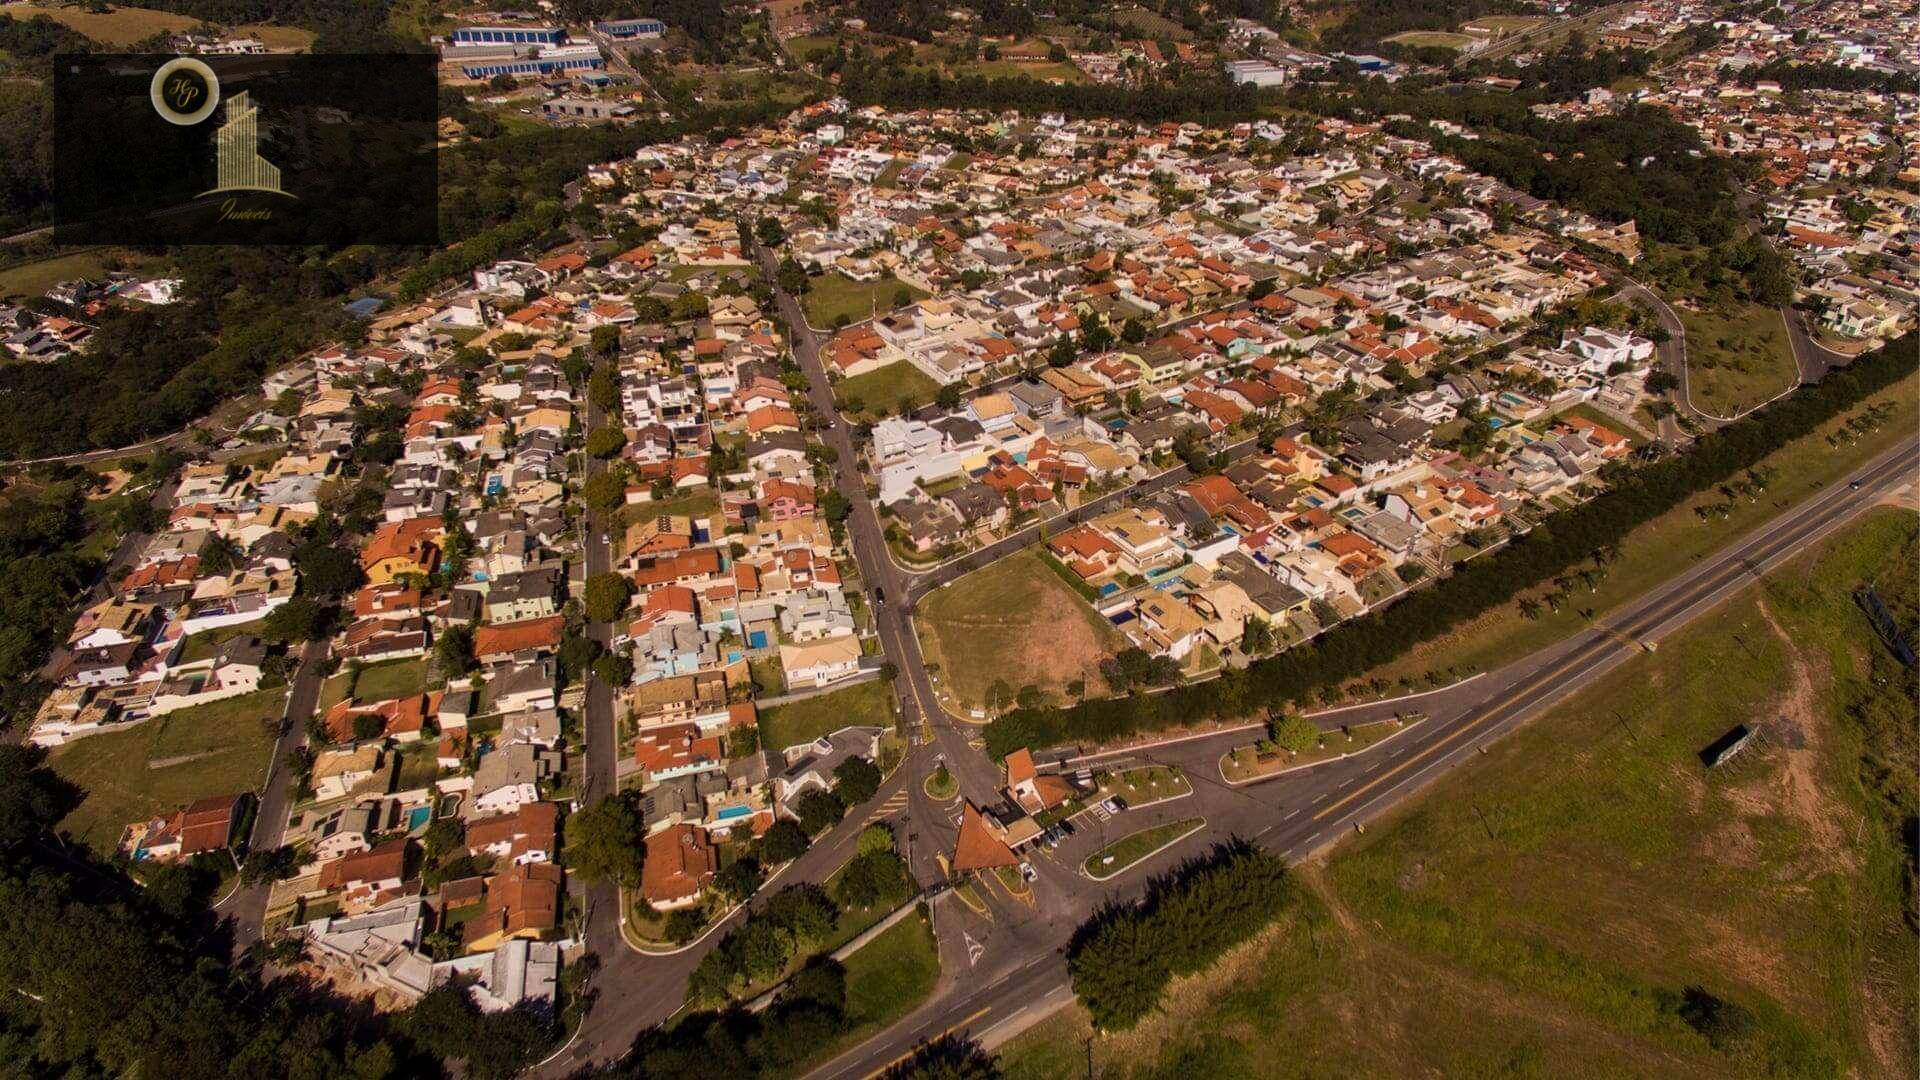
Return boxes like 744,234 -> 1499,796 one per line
215,635 -> 329,950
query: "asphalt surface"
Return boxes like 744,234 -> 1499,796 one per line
215,635 -> 330,949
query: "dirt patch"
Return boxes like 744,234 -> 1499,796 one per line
1734,599 -> 1855,870
920,554 -> 1119,706
88,469 -> 131,498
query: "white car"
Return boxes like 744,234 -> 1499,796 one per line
1019,861 -> 1037,883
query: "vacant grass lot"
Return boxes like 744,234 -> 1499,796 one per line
51,688 -> 282,852
0,3 -> 196,45
0,251 -> 109,301
1358,369 -> 1917,689
800,909 -> 941,1072
918,550 -> 1126,713
802,273 -> 926,330
175,618 -> 270,665
834,360 -> 939,418
1385,30 -> 1477,49
1683,303 -> 1799,417
348,657 -> 431,702
758,678 -> 894,752
1553,400 -> 1652,447
1002,508 -> 1919,1079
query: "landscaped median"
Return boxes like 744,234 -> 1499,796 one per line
1220,714 -> 1428,785
1082,817 -> 1206,881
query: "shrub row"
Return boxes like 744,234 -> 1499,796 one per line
1068,842 -> 1298,1030
987,332 -> 1918,758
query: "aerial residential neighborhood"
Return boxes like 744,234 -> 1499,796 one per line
0,0 -> 1912,1078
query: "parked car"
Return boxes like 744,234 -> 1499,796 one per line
1019,861 -> 1037,883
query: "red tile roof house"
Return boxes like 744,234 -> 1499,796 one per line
322,691 -> 444,744
641,824 -> 717,911
951,802 -> 1020,874
757,478 -> 817,522
464,801 -> 560,866
1005,749 -> 1075,816
634,722 -> 727,784
317,837 -> 412,909
471,614 -> 567,663
119,793 -> 248,863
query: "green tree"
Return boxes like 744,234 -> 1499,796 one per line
580,471 -> 626,513
832,756 -> 882,805
436,623 -> 477,676
591,651 -> 634,686
584,571 -> 633,624
833,849 -> 907,911
293,541 -> 361,597
1269,713 -> 1320,753
262,596 -> 326,643
566,794 -> 646,886
793,789 -> 845,836
0,745 -> 75,846
714,856 -> 765,902
588,368 -> 620,411
759,819 -> 811,863
584,426 -> 627,459
591,324 -> 622,359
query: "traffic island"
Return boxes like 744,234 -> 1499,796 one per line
1220,714 -> 1427,785
1082,817 -> 1206,881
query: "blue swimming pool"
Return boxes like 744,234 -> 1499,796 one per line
406,806 -> 432,830
716,805 -> 751,822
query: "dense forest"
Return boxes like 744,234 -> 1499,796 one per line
1735,58 -> 1920,95
985,332 -> 1920,757
838,64 -> 1266,125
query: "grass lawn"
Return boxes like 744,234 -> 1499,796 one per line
1385,30 -> 1477,48
50,688 -> 283,853
0,3 -> 196,45
1082,817 -> 1205,880
348,657 -> 432,702
1109,7 -> 1193,39
758,678 -> 895,752
316,671 -> 353,714
1681,303 -> 1799,417
624,488 -> 720,524
1003,507 -> 1918,1078
917,549 -> 1127,714
1469,14 -> 1548,30
834,361 -> 939,417
799,909 -> 941,1070
802,272 -> 927,330
175,619 -> 270,666
1554,401 -> 1651,448
786,34 -> 838,62
1221,716 -> 1420,783
954,58 -> 1086,82
233,22 -> 315,49
1098,765 -> 1190,807
1355,370 -> 1918,690
0,251 -> 110,301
